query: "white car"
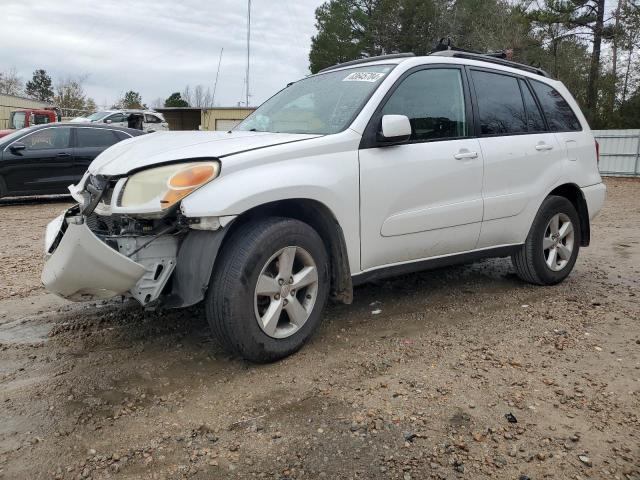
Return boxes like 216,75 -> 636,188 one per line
42,51 -> 606,362
71,110 -> 169,133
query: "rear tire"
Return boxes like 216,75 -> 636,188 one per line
0,176 -> 7,199
512,195 -> 581,285
206,217 -> 329,363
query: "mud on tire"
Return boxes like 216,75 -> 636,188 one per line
512,195 -> 581,286
206,217 -> 329,363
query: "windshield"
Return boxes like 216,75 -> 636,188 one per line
237,65 -> 394,135
86,111 -> 111,121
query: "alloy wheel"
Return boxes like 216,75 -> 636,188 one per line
254,246 -> 319,339
543,213 -> 574,272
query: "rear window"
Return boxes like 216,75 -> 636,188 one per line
530,80 -> 581,132
471,70 -> 527,135
76,128 -> 119,148
33,113 -> 51,125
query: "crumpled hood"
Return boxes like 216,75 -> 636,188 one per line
89,130 -> 320,176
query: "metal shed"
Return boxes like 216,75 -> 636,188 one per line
0,93 -> 51,129
153,107 -> 202,131
201,107 -> 255,131
154,107 -> 255,131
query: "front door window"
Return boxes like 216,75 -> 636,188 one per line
381,68 -> 468,141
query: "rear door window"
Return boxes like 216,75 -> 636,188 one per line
144,114 -> 162,123
519,80 -> 546,133
471,70 -> 527,135
76,128 -> 119,148
530,80 -> 581,131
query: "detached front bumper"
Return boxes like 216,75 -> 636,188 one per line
41,211 -> 177,305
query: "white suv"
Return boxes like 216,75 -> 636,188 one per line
42,52 -> 606,362
71,110 -> 169,133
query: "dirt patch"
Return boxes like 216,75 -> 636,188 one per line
0,179 -> 638,479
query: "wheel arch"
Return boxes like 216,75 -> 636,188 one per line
547,183 -> 590,246
218,198 -> 353,304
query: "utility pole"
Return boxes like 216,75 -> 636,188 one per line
245,0 -> 251,107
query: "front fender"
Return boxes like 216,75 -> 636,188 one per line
181,160 -> 352,219
180,152 -> 361,274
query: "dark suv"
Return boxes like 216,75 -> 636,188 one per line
0,123 -> 144,198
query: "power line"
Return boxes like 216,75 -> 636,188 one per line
212,47 -> 224,106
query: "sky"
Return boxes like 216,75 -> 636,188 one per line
1,0 -> 323,109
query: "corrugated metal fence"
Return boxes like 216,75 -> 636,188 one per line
593,129 -> 640,177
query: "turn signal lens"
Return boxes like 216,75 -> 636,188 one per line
168,164 -> 217,190
160,162 -> 220,208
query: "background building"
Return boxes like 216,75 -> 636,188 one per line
154,107 -> 255,131
0,94 -> 51,129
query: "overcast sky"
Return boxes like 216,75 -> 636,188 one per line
1,0 -> 323,108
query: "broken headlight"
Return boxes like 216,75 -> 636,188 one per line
120,161 -> 220,211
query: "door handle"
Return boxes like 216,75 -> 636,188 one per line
535,143 -> 554,151
454,150 -> 478,160
57,152 -> 71,158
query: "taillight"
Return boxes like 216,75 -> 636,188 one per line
595,140 -> 600,164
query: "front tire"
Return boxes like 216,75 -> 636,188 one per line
206,217 -> 329,363
512,195 -> 581,285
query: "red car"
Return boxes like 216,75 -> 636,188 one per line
0,109 -> 59,139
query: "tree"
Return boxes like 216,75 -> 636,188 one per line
54,77 -> 87,117
527,0 -> 611,121
309,0 -> 528,73
151,97 -> 165,108
164,92 -> 189,107
84,98 -> 97,114
25,69 -> 54,102
0,68 -> 23,96
119,90 -> 144,109
181,85 -> 193,106
309,0 -> 372,73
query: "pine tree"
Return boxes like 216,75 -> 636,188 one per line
25,69 -> 54,102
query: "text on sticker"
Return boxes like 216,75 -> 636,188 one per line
343,72 -> 385,82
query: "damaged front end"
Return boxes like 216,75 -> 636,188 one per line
42,163 -> 231,309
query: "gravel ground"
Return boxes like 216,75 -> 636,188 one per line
0,178 -> 638,480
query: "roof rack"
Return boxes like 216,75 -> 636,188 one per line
317,53 -> 415,73
429,48 -> 551,78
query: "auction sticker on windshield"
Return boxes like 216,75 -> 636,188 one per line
343,72 -> 385,82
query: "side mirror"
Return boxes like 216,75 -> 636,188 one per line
380,114 -> 412,143
105,119 -> 112,124
9,142 -> 26,153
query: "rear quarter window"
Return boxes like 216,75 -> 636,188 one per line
530,80 -> 581,132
